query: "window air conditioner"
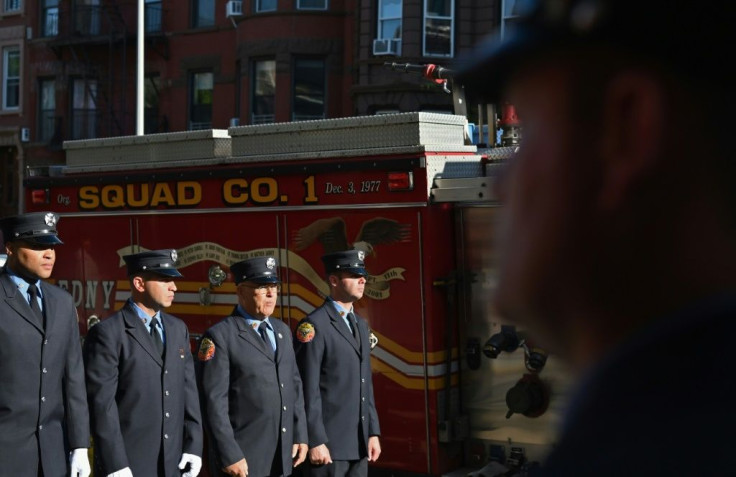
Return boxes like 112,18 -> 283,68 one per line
226,0 -> 243,17
21,127 -> 30,142
372,38 -> 401,56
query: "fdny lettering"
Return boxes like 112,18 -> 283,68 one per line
79,182 -> 202,210
57,279 -> 116,310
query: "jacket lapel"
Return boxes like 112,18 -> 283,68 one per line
122,303 -> 163,366
236,315 -> 274,361
0,272 -> 44,333
328,305 -> 360,355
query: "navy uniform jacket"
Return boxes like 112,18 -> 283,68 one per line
0,271 -> 90,477
83,301 -> 203,476
536,295 -> 736,476
294,301 -> 380,460
199,314 -> 307,477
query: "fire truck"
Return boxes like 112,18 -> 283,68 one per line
24,111 -> 572,476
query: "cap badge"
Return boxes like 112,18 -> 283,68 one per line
296,322 -> 315,343
358,250 -> 365,261
170,250 -> 178,262
266,257 -> 276,269
44,213 -> 57,227
198,337 -> 216,361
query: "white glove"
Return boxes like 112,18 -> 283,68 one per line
178,453 -> 202,477
69,448 -> 91,477
107,467 -> 133,477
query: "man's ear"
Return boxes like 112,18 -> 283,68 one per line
131,275 -> 146,293
597,71 -> 666,210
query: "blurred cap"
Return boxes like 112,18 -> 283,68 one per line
322,250 -> 368,277
231,256 -> 281,285
123,249 -> 183,278
454,0 -> 735,102
0,212 -> 63,246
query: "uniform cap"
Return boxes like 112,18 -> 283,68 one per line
123,249 -> 183,278
322,250 -> 368,277
231,256 -> 281,285
0,212 -> 63,246
454,0 -> 736,102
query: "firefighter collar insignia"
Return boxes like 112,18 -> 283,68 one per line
358,250 -> 365,261
266,257 -> 276,269
296,322 -> 315,343
44,213 -> 57,227
170,249 -> 178,262
198,337 -> 216,361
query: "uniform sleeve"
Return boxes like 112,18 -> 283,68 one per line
181,325 -> 203,457
364,323 -> 381,437
294,318 -> 328,448
83,321 -> 129,471
287,331 -> 308,445
198,329 -> 244,468
64,304 -> 91,449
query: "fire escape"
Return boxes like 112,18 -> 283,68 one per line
44,0 -> 167,141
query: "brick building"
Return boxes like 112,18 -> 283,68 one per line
0,0 -> 504,216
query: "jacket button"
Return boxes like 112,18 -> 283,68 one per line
165,412 -> 170,418
282,427 -> 286,433
164,434 -> 169,439
41,396 -> 45,402
283,406 -> 287,411
42,368 -> 47,374
165,390 -> 169,396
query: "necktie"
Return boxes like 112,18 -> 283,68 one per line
150,318 -> 164,357
258,321 -> 274,354
347,312 -> 357,339
28,283 -> 43,325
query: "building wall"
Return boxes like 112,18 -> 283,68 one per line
1,0 -> 500,215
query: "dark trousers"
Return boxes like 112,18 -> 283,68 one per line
305,458 -> 368,477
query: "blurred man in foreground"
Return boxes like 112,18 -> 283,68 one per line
455,0 -> 736,474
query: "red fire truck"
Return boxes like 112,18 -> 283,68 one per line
24,112 -> 571,476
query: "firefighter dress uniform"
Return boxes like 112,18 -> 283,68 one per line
83,250 -> 202,476
0,213 -> 90,477
294,251 -> 380,477
198,257 -> 307,477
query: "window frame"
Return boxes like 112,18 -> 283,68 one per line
3,0 -> 21,14
251,59 -> 276,125
70,77 -> 98,139
192,0 -> 215,28
188,70 -> 213,130
377,0 -> 402,40
422,0 -> 455,58
297,0 -> 327,10
255,0 -> 276,13
37,77 -> 56,142
2,45 -> 20,111
291,57 -> 326,122
41,0 -> 59,37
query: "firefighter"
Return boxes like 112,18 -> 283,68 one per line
294,250 -> 381,477
0,212 -> 91,476
83,249 -> 203,477
455,0 -> 736,474
198,256 -> 308,477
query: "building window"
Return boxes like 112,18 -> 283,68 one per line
145,0 -> 162,32
192,0 -> 215,28
2,47 -> 20,111
71,78 -> 97,139
189,71 -> 213,130
423,0 -> 454,57
42,0 -> 59,36
255,0 -> 276,13
297,0 -> 326,9
251,60 -> 275,124
74,0 -> 100,36
4,0 -> 21,14
378,0 -> 401,40
145,75 -> 161,134
501,0 -> 529,39
38,78 -> 56,142
292,58 -> 325,121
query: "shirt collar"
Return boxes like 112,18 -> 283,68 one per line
236,304 -> 272,330
6,266 -> 43,298
128,298 -> 161,327
328,297 -> 353,317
